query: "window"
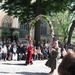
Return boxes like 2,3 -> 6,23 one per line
40,19 -> 47,35
41,24 -> 47,35
19,23 -> 29,38
2,15 -> 12,28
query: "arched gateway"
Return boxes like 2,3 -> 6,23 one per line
29,14 -> 54,38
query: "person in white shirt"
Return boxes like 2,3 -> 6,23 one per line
12,44 -> 17,61
1,44 -> 7,61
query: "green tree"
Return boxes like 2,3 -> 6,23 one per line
0,0 -> 2,2
52,11 -> 74,44
13,31 -> 19,42
1,0 -> 75,44
66,1 -> 75,44
1,29 -> 11,38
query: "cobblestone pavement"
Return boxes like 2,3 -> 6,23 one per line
0,59 -> 62,75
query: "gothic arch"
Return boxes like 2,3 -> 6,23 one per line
29,14 -> 54,37
2,15 -> 12,28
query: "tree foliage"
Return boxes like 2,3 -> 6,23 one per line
1,0 -> 75,23
0,0 -> 2,2
1,0 -> 75,43
52,10 -> 75,44
1,29 -> 11,38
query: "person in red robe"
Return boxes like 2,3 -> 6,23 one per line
25,41 -> 33,65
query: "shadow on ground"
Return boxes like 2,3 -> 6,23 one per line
0,72 -> 48,75
2,62 -> 26,66
16,72 -> 48,75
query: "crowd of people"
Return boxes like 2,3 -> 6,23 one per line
0,37 -> 74,61
0,37 -> 75,75
0,38 -> 50,62
44,38 -> 75,75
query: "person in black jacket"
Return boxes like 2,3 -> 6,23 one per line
7,44 -> 12,60
17,43 -> 26,60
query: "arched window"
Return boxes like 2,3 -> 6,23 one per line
41,24 -> 47,35
2,15 -> 12,28
19,23 -> 29,38
40,19 -> 47,35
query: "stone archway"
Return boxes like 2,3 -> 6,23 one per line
29,14 -> 54,38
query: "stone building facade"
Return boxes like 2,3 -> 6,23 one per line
0,0 -> 51,42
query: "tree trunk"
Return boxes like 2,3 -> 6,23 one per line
64,36 -> 67,44
67,20 -> 75,44
34,0 -> 41,45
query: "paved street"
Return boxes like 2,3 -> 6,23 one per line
0,59 -> 62,75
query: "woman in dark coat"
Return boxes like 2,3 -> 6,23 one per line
45,48 -> 58,74
45,38 -> 58,74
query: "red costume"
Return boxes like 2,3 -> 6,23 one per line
25,44 -> 33,65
